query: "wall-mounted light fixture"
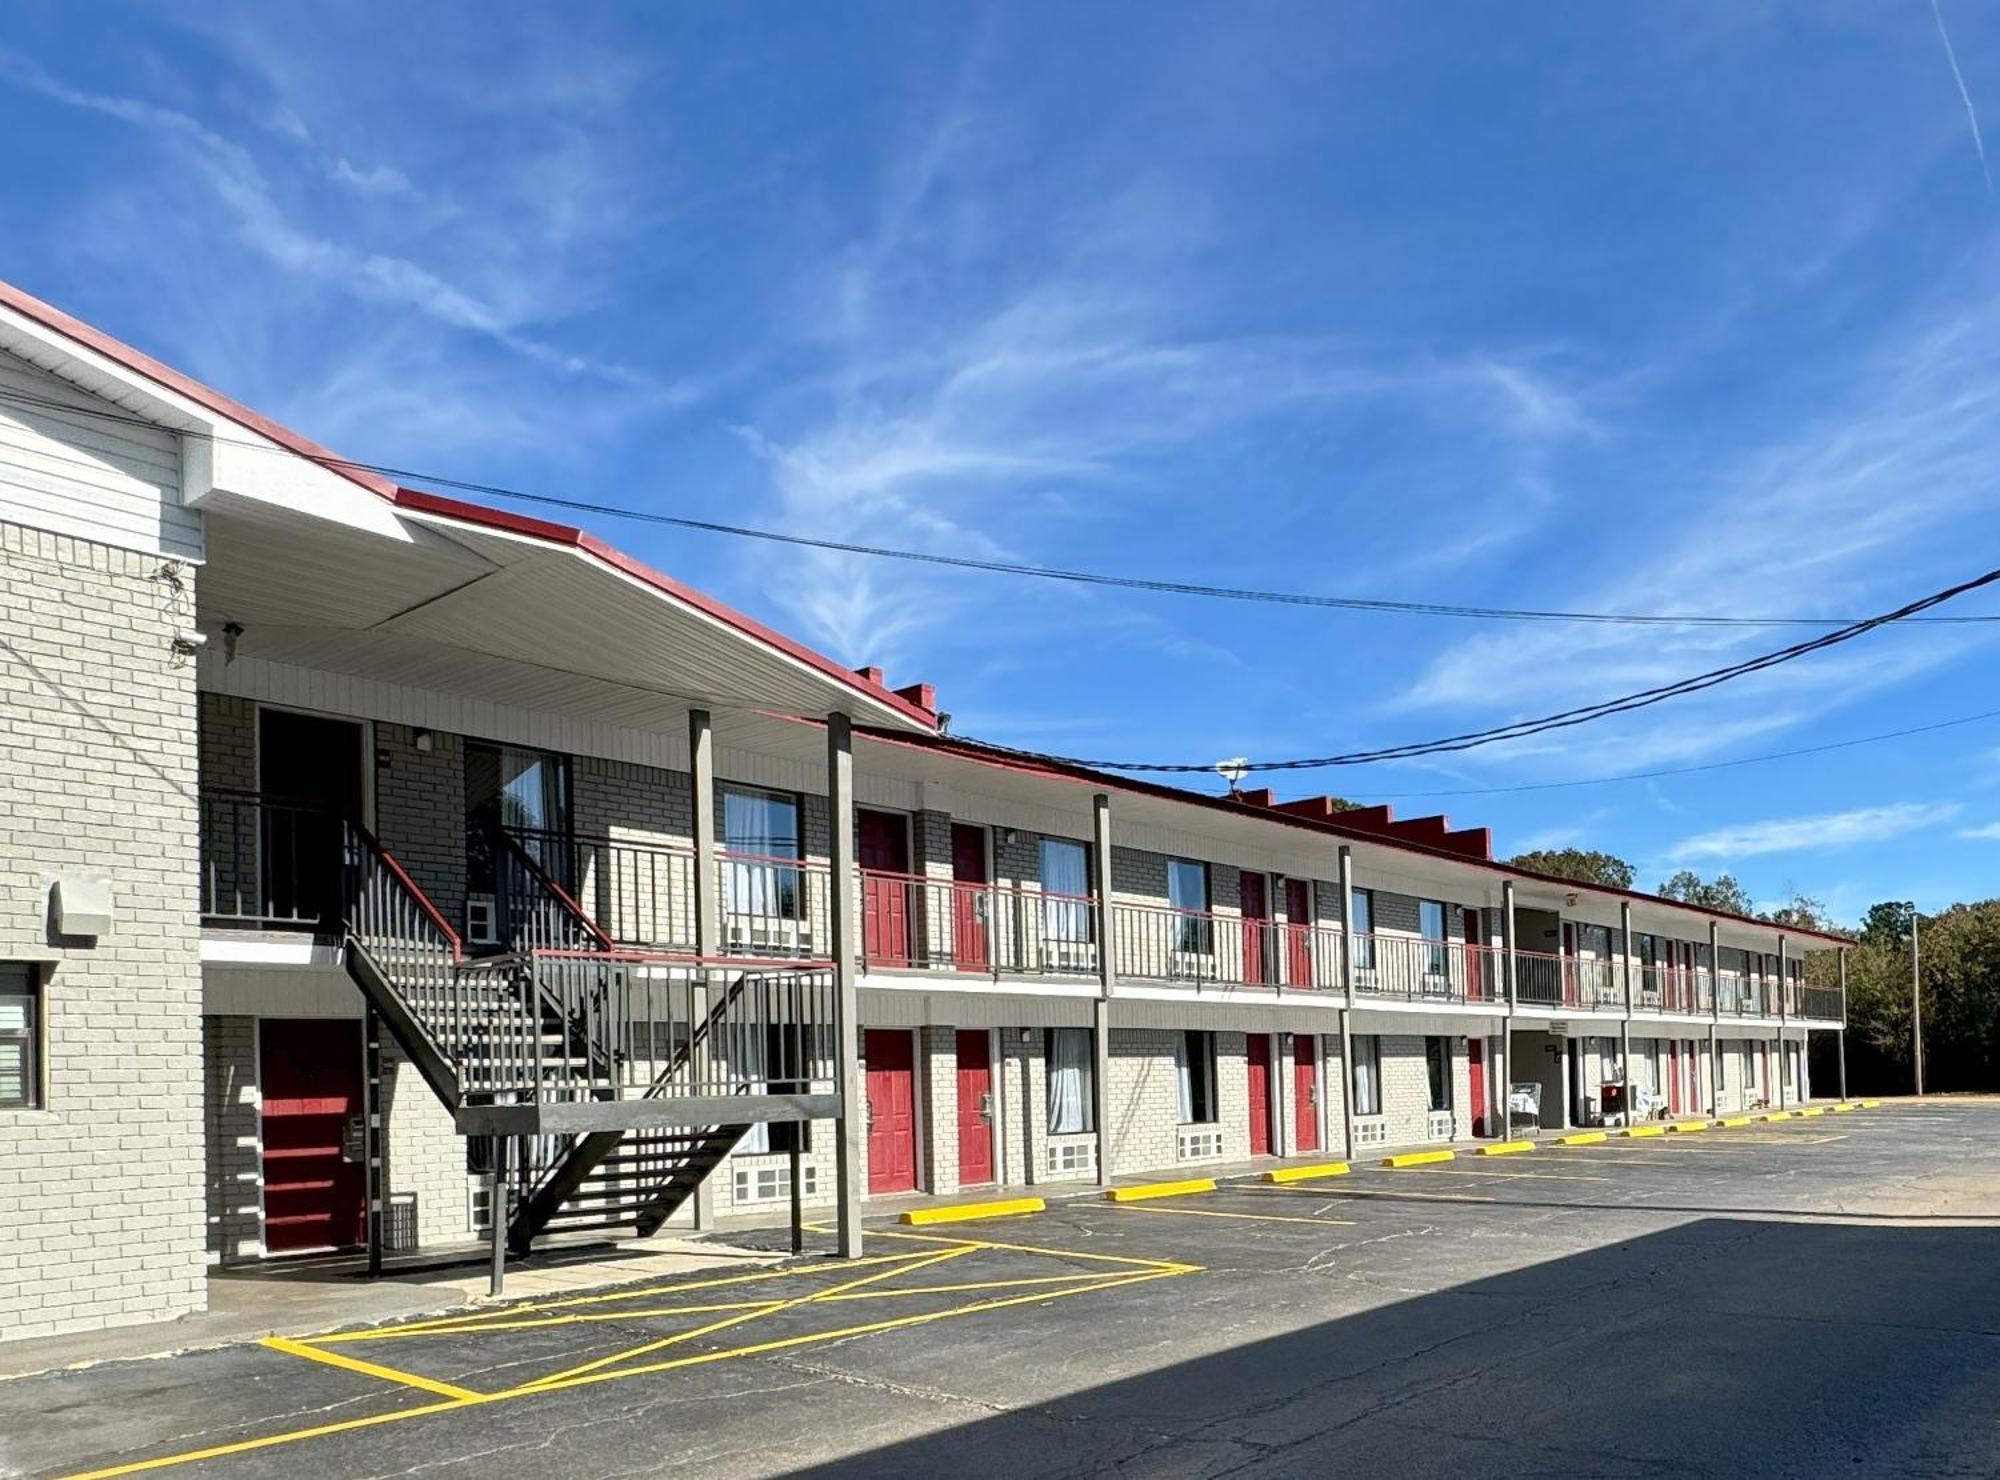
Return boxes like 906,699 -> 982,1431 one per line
413,729 -> 435,754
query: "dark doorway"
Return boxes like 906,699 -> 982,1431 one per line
257,709 -> 364,929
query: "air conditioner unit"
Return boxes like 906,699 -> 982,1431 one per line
466,894 -> 498,946
728,915 -> 807,955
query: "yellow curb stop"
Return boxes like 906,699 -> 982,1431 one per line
1555,1131 -> 1608,1146
1264,1162 -> 1351,1183
1476,1140 -> 1535,1157
1381,1149 -> 1456,1169
1621,1124 -> 1667,1139
1715,1116 -> 1752,1127
1105,1178 -> 1216,1203
1762,1111 -> 1793,1122
900,1197 -> 1046,1226
1859,1099 -> 1882,1109
1831,1103 -> 1858,1113
1667,1120 -> 1707,1134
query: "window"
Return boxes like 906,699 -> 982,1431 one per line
0,965 -> 39,1108
1046,1027 -> 1094,1134
1350,888 -> 1375,970
1742,1046 -> 1759,1095
1176,1031 -> 1217,1124
723,787 -> 804,922
739,1024 -> 812,1155
1424,1036 -> 1453,1112
1419,899 -> 1449,976
1580,923 -> 1612,958
1168,859 -> 1211,954
465,743 -> 574,895
1038,838 -> 1092,944
1351,1033 -> 1382,1116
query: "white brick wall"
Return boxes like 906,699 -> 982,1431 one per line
202,1016 -> 260,1263
0,521 -> 206,1341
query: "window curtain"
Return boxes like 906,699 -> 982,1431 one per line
1047,1028 -> 1093,1134
1353,1035 -> 1380,1116
1175,1032 -> 1193,1123
725,790 -> 802,921
1039,839 -> 1089,943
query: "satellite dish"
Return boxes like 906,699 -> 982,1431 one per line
1216,757 -> 1250,790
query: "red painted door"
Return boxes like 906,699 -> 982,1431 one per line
1463,909 -> 1483,1001
1292,1034 -> 1320,1152
1246,1033 -> 1273,1156
858,810 -> 911,968
950,824 -> 989,972
1468,1038 -> 1488,1136
259,1019 -> 365,1253
1240,873 -> 1269,985
1283,879 -> 1313,986
1668,1042 -> 1683,1116
955,1030 -> 994,1185
865,1029 -> 917,1194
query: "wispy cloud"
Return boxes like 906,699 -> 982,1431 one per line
1957,820 -> 2000,840
1668,802 -> 1963,862
1929,0 -> 1994,195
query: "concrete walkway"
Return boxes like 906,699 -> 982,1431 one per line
0,1233 -> 777,1381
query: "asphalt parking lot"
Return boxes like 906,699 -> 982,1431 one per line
7,1100 -> 2000,1480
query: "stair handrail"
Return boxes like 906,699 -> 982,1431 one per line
487,820 -> 616,952
349,817 -> 464,961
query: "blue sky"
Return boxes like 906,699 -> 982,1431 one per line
5,3 -> 2000,922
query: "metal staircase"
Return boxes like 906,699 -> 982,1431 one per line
336,818 -> 836,1260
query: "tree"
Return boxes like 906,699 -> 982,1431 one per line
1656,869 -> 1752,916
1510,848 -> 1635,890
1761,892 -> 1834,933
1841,900 -> 2000,1093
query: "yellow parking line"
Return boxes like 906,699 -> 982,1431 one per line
1107,1203 -> 1355,1228
257,1336 -> 481,1401
1257,1183 -> 1498,1205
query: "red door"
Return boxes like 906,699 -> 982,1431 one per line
1283,879 -> 1313,986
1246,1033 -> 1273,1155
259,1019 -> 366,1253
865,1029 -> 917,1194
1668,1042 -> 1683,1116
858,810 -> 911,968
1292,1034 -> 1320,1152
955,1030 -> 994,1185
1240,873 -> 1269,985
1463,909 -> 1483,1001
1468,1038 -> 1488,1136
950,824 -> 989,972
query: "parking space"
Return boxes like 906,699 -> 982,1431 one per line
6,1100 -> 1997,1480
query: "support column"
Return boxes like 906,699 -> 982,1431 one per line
1777,933 -> 1789,1110
364,1006 -> 384,1279
828,712 -> 864,1258
1619,901 -> 1635,1126
1499,881 -> 1517,1140
687,708 -> 720,1229
488,1135 -> 507,1298
1837,949 -> 1850,1102
1338,846 -> 1358,1160
1092,793 -> 1115,1187
1707,920 -> 1722,1117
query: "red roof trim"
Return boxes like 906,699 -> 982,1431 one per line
853,726 -> 1851,946
392,487 -> 940,730
0,278 -> 398,500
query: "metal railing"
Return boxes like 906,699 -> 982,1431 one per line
199,789 -> 350,929
1349,933 -> 1500,1003
1799,984 -> 1843,1021
1513,947 -> 1570,1007
1634,965 -> 1710,1015
506,825 -> 698,953
1111,901 -> 1341,989
859,869 -> 1103,977
718,850 -> 830,961
344,817 -> 465,1070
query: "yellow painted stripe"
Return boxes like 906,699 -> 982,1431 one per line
1715,1116 -> 1752,1127
58,1396 -> 475,1480
1667,1121 -> 1708,1134
1762,1111 -> 1793,1122
1264,1161 -> 1351,1183
1110,1203 -> 1355,1227
1555,1130 -> 1608,1146
900,1196 -> 1045,1226
1621,1124 -> 1666,1139
1476,1140 -> 1534,1157
1104,1178 -> 1216,1202
258,1336 -> 481,1401
1381,1149 -> 1456,1168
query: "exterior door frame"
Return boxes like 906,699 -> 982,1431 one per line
949,822 -> 993,974
857,808 -> 915,969
954,1027 -> 997,1187
256,1014 -> 368,1257
863,1026 -> 921,1197
1246,1032 -> 1274,1157
252,701 -> 376,829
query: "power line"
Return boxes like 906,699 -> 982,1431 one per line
0,381 -> 1995,630
1336,706 -> 2000,800
953,560 -> 2000,772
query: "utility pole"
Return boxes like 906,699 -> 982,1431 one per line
1910,903 -> 1925,1099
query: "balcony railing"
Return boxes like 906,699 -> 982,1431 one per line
1349,933 -> 1501,1003
1111,901 -> 1341,989
1798,984 -> 1843,1021
199,789 -> 351,930
861,869 -> 1102,978
1634,965 -> 1711,1015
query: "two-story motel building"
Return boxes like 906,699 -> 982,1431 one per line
0,279 -> 1850,1341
